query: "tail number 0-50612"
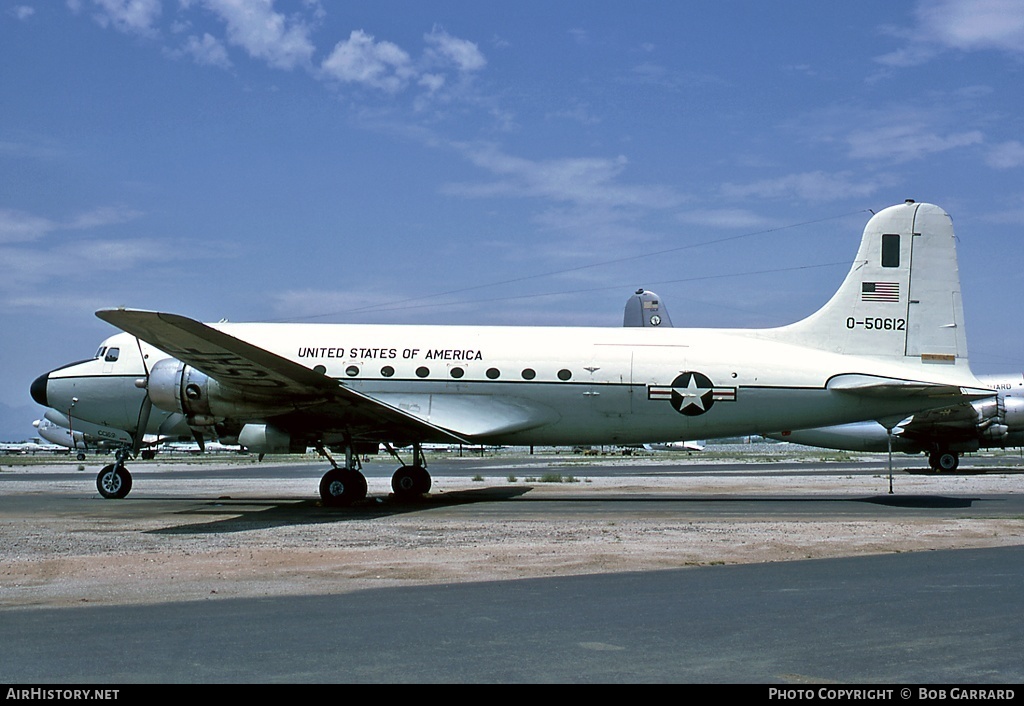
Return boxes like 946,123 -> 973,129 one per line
846,317 -> 906,331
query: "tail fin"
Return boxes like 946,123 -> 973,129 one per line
623,289 -> 674,328
769,201 -> 968,364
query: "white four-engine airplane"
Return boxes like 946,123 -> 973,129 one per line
30,201 -> 995,505
767,372 -> 1024,471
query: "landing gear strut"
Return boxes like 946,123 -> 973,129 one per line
96,446 -> 133,499
317,442 -> 367,507
387,442 -> 432,500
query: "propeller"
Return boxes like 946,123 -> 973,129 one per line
131,337 -> 153,457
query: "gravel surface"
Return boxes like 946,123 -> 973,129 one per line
2,454 -> 1022,610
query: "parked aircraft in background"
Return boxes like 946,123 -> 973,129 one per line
31,412 -> 243,460
767,373 -> 1023,471
0,439 -> 65,455
32,416 -> 93,459
644,440 -> 706,452
623,289 -> 673,328
30,201 -> 994,504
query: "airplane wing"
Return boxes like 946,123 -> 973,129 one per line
95,308 -> 473,445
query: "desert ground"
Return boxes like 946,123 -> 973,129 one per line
2,445 -> 1022,610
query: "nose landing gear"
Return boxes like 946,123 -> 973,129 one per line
96,446 -> 133,499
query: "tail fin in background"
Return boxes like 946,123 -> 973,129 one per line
766,201 -> 969,365
623,289 -> 673,328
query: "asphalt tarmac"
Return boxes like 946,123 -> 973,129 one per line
2,449 -> 1023,683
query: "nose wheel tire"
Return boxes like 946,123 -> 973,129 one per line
97,464 -> 133,499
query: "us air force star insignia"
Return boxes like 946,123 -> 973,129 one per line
647,371 -> 737,416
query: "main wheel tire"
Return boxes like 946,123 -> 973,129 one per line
391,465 -> 431,499
319,468 -> 367,507
936,451 -> 959,472
96,464 -> 133,499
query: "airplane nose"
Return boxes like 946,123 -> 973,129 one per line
30,373 -> 49,407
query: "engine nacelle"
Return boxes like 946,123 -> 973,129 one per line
146,358 -> 305,423
238,424 -> 306,454
147,359 -> 213,425
1003,397 -> 1024,431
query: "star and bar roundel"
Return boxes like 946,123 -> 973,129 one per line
648,371 -> 737,416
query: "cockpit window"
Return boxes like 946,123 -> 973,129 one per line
104,348 -> 120,363
96,346 -> 107,359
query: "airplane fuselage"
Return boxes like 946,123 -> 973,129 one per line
37,323 -> 984,449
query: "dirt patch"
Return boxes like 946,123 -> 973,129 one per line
2,461 -> 1022,609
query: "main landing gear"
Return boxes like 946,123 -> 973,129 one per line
317,443 -> 368,507
317,441 -> 435,507
928,449 -> 960,472
96,446 -> 133,499
388,443 -> 432,500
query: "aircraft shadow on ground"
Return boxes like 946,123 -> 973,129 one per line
147,485 -> 534,535
147,487 -> 986,535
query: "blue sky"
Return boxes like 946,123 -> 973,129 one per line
3,1 -> 1024,439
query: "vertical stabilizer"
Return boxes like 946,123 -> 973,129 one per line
768,201 -> 968,363
624,289 -> 673,328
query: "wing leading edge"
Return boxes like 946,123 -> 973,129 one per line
95,308 -> 471,445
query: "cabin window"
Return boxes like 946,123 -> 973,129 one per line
346,365 -> 359,377
381,365 -> 395,377
486,368 -> 500,379
557,368 -> 572,381
104,348 -> 120,363
881,234 -> 900,268
450,367 -> 465,379
416,366 -> 430,378
521,368 -> 536,380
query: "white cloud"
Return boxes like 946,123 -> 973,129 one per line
721,171 -> 887,202
177,33 -> 232,69
0,238 -> 160,294
677,209 -> 776,230
321,29 -> 414,93
795,104 -> 987,164
445,143 -> 684,211
846,124 -> 983,163
876,0 -> 1024,66
321,27 -> 486,96
917,0 -> 1024,53
9,5 -> 34,20
0,206 -> 143,244
86,0 -> 162,37
202,0 -> 315,70
986,140 -> 1024,169
424,27 -> 486,73
0,209 -> 55,244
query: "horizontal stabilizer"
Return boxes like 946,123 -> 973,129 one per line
826,373 -> 994,400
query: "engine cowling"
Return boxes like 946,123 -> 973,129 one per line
147,359 -> 214,426
146,358 -> 304,424
1003,397 -> 1024,431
